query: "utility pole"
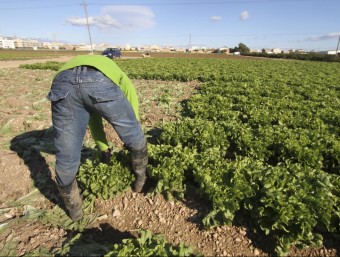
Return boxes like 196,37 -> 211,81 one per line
336,35 -> 340,60
82,0 -> 93,54
52,33 -> 57,51
188,33 -> 191,53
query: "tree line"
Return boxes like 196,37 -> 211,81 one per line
229,43 -> 339,62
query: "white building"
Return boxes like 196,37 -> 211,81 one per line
140,44 -> 161,52
272,48 -> 282,54
0,37 -> 15,49
318,50 -> 340,55
0,36 -> 47,49
125,44 -> 131,51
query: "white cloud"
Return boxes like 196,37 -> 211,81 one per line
66,5 -> 155,30
210,16 -> 222,21
93,14 -> 122,29
307,32 -> 340,41
240,10 -> 249,21
66,17 -> 88,26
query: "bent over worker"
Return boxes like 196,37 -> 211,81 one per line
47,55 -> 148,221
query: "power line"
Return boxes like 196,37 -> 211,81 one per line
0,0 -> 51,2
193,32 -> 332,37
0,4 -> 79,10
0,0 -> 319,3
0,0 -> 327,9
88,0 -> 320,6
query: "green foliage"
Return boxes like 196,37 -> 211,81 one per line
244,163 -> 337,255
0,49 -> 90,61
22,248 -> 52,257
45,229 -> 200,257
121,58 -> 339,255
0,240 -> 17,256
54,232 -> 109,257
21,57 -> 339,256
105,229 -> 197,257
78,150 -> 134,201
148,143 -> 197,199
19,61 -> 63,70
231,42 -> 250,54
245,52 -> 339,62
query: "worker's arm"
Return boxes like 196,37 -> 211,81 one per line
119,73 -> 140,120
88,113 -> 109,151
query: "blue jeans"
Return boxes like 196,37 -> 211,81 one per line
47,66 -> 145,186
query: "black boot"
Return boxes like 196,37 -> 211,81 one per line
101,148 -> 112,164
57,179 -> 83,221
131,142 -> 148,192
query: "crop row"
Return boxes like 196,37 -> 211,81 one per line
123,58 -> 340,255
22,57 -> 340,256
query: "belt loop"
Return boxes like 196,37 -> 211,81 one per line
74,66 -> 82,84
82,66 -> 87,74
75,66 -> 81,75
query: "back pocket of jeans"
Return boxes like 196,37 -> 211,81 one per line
47,89 -> 69,102
88,87 -> 123,103
47,89 -> 72,127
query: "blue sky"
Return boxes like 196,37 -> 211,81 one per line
1,0 -> 339,51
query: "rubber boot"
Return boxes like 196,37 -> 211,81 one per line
101,148 -> 112,164
57,179 -> 83,221
131,142 -> 148,192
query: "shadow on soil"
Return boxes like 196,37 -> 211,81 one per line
56,223 -> 135,256
10,128 -> 59,206
9,128 -> 95,209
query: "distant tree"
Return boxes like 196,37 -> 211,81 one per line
238,43 -> 250,54
231,42 -> 250,54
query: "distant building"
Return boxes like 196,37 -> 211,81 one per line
94,43 -> 114,51
140,45 -> 161,52
295,49 -> 305,54
272,48 -> 282,54
263,49 -> 273,54
14,38 -> 24,48
0,37 -> 15,49
317,50 -> 340,55
186,46 -> 207,53
42,42 -> 60,50
16,38 -> 43,49
2,34 -> 319,54
125,44 -> 131,51
0,37 -> 44,49
76,44 -> 96,51
217,47 -> 229,54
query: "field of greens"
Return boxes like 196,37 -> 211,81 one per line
0,49 -> 93,61
20,57 -> 340,256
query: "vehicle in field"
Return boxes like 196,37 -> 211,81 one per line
102,48 -> 122,58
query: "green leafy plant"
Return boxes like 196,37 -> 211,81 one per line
78,150 -> 134,202
20,57 -> 340,256
105,229 -> 198,257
